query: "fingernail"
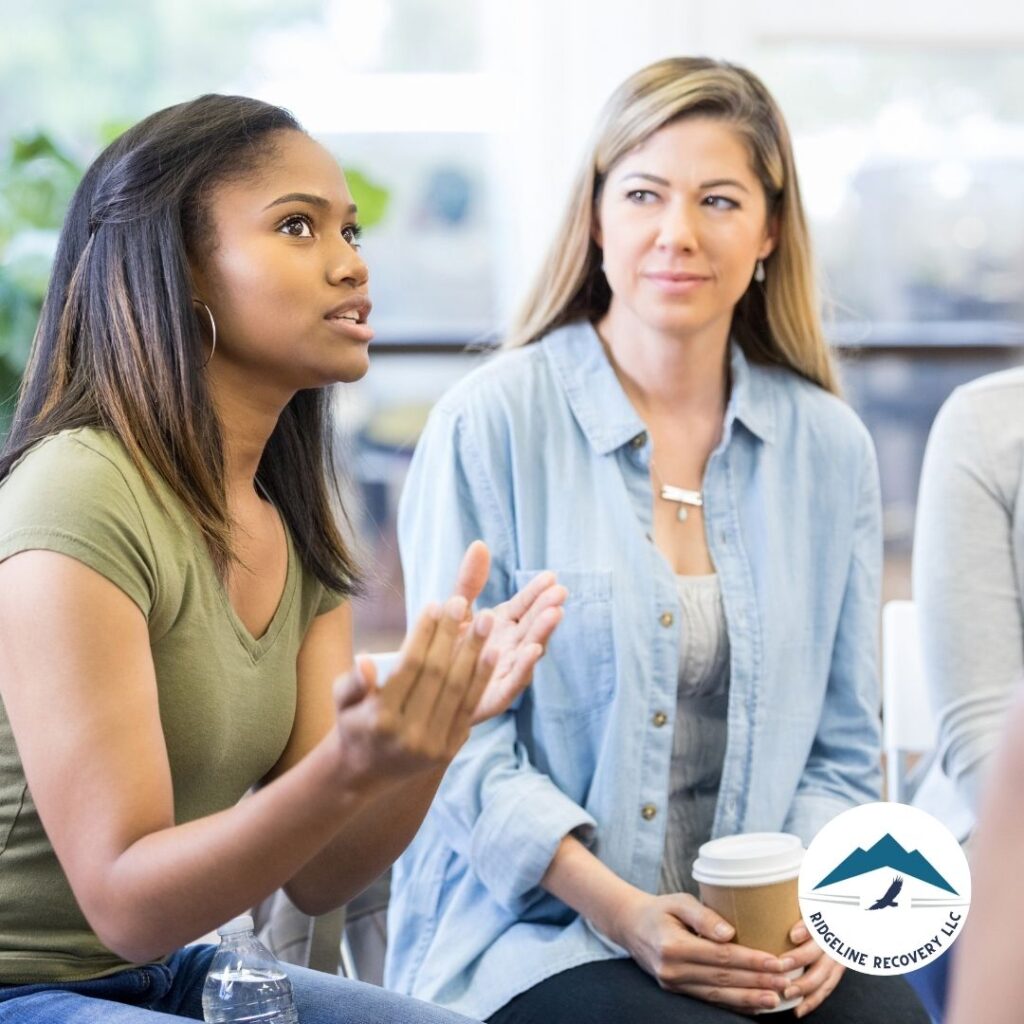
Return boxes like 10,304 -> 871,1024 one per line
446,596 -> 467,620
779,957 -> 796,971
792,923 -> 808,943
784,985 -> 801,1000
714,922 -> 734,939
760,994 -> 779,1010
474,612 -> 494,637
763,958 -> 783,972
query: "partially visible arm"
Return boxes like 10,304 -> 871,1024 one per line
913,389 -> 1023,812
0,551 -> 375,964
946,696 -> 1024,1024
785,432 -> 883,842
273,602 -> 449,914
539,836 -> 794,1013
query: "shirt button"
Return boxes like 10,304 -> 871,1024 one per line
630,432 -> 647,449
659,611 -> 674,628
652,711 -> 668,727
641,804 -> 657,821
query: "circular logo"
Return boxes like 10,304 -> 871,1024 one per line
798,802 -> 971,976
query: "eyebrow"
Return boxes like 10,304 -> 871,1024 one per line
617,172 -> 750,193
263,192 -> 359,214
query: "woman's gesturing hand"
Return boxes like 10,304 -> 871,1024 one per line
612,891 -> 795,1014
450,540 -> 567,723
330,593 -> 498,790
327,540 -> 566,791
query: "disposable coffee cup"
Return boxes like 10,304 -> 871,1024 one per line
691,832 -> 805,1014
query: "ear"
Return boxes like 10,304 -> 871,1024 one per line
758,212 -> 780,261
188,252 -> 213,305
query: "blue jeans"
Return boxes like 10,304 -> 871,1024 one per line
0,945 -> 479,1023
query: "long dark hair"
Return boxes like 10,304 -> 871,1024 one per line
0,94 -> 360,594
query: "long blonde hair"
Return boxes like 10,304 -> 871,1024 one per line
505,56 -> 839,395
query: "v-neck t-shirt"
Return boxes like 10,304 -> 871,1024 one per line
0,427 -> 346,984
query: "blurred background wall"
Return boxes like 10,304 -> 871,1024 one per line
2,0 -> 1023,647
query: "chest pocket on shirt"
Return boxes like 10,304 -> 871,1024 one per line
514,569 -> 616,716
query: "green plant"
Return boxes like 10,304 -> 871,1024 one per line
344,167 -> 390,230
0,131 -> 83,435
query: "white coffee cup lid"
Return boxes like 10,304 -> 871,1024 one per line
691,832 -> 804,887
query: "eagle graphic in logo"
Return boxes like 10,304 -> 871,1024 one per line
867,875 -> 903,910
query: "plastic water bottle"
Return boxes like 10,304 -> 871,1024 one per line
202,915 -> 299,1023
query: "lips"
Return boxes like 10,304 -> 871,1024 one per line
643,271 -> 710,283
324,296 -> 372,325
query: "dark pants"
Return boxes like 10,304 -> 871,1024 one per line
488,958 -> 931,1024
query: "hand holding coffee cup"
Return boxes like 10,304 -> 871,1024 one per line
782,916 -> 846,1019
692,832 -> 842,1016
606,887 -> 799,1013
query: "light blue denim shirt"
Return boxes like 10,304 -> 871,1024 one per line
385,321 -> 883,1020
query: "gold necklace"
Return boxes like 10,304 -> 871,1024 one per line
649,459 -> 703,523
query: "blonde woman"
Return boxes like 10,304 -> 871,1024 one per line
386,59 -> 928,1022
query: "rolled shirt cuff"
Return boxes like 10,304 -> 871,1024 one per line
470,773 -> 597,912
784,793 -> 856,848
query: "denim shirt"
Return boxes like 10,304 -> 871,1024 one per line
385,320 -> 883,1020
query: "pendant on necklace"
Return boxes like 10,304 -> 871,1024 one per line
659,483 -> 703,524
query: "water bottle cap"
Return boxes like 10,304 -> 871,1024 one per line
216,914 -> 255,937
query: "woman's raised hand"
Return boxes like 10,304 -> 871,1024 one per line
331,544 -> 565,790
328,541 -> 565,790
330,594 -> 497,789
450,540 -> 567,723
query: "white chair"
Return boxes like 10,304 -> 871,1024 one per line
254,890 -> 347,975
338,871 -> 389,983
881,599 -> 938,803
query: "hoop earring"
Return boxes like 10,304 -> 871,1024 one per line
192,298 -> 217,367
753,259 -> 766,284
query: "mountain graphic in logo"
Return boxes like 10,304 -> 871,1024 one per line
813,833 -> 957,894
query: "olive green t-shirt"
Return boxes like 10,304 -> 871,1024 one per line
0,427 -> 346,984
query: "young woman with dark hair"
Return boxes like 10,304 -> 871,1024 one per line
0,94 -> 565,1023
